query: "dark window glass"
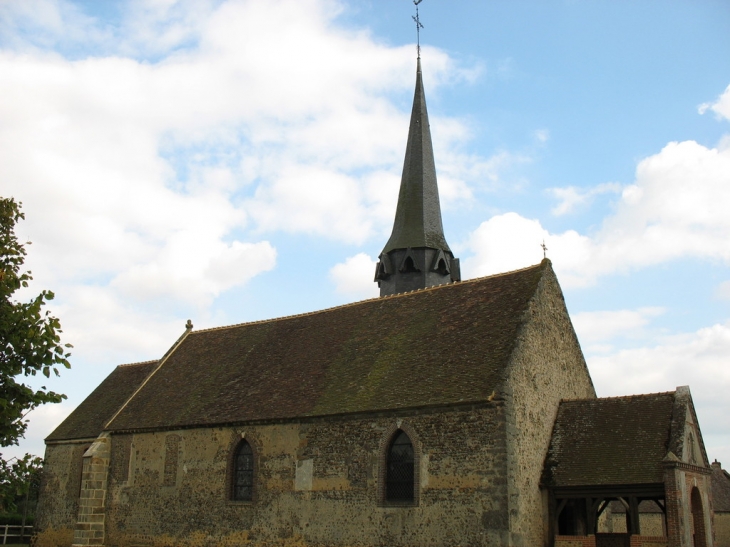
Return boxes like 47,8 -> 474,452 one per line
233,441 -> 254,501
386,430 -> 414,502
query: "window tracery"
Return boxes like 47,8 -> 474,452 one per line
232,440 -> 254,501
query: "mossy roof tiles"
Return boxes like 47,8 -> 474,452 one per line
543,392 -> 677,487
46,360 -> 157,441
104,261 -> 548,432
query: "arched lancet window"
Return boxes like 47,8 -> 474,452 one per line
232,440 -> 254,501
386,430 -> 414,502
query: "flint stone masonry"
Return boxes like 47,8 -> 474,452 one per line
503,260 -> 595,547
103,407 -> 508,547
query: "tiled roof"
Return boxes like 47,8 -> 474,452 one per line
712,462 -> 730,512
543,392 -> 677,487
46,361 -> 157,441
106,261 -> 549,432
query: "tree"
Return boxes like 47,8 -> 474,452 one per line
0,454 -> 42,513
0,197 -> 71,509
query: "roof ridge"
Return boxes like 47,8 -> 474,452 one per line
118,359 -> 158,368
105,328 -> 193,429
561,390 -> 676,403
191,261 -> 547,335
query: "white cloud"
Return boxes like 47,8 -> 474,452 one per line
533,129 -> 549,143
114,240 -> 276,306
462,212 -> 591,285
572,307 -> 665,352
245,167 -> 376,244
716,280 -> 730,301
698,83 -> 730,121
464,138 -> 730,287
329,253 -> 379,300
548,182 -> 622,216
50,286 -> 185,364
116,0 -> 221,57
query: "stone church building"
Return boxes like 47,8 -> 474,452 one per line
36,59 -> 718,547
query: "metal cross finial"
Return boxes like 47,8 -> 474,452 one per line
541,240 -> 548,259
413,0 -> 424,59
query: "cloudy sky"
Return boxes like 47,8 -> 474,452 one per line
1,0 -> 729,466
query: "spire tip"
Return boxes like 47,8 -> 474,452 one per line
413,0 -> 424,60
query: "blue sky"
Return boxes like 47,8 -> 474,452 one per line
1,0 -> 729,466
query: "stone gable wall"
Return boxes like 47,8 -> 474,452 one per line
503,266 -> 596,546
88,405 -> 507,547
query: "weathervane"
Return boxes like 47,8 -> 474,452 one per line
541,240 -> 548,259
413,0 -> 424,59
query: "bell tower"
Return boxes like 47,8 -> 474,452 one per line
374,58 -> 460,296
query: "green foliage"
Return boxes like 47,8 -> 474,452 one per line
0,197 -> 71,513
0,454 -> 42,514
0,197 -> 71,448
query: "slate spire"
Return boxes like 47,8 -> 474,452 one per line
375,59 -> 460,296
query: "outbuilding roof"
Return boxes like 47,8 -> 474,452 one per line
542,390 -> 699,488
